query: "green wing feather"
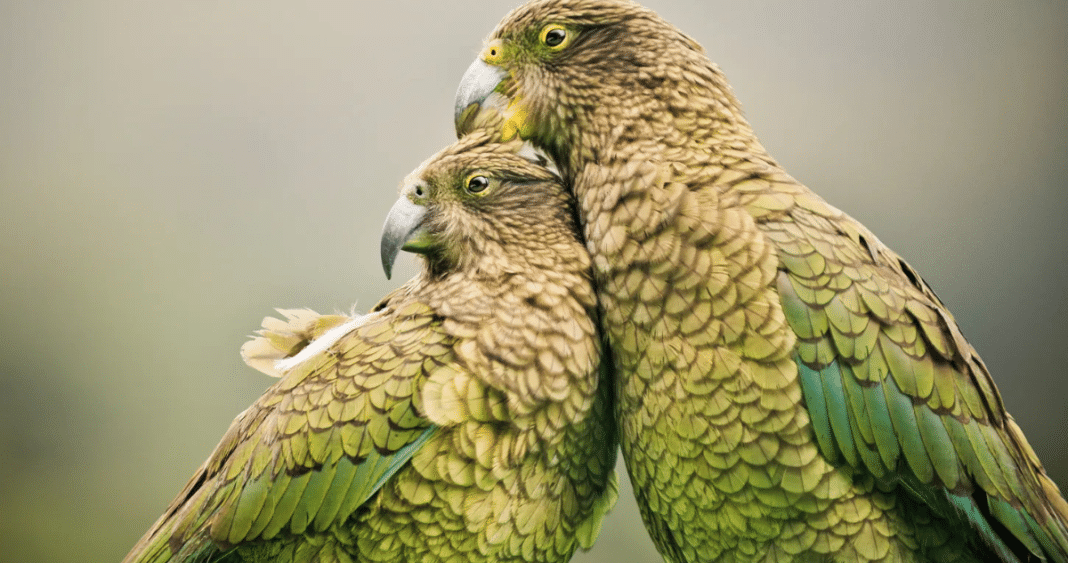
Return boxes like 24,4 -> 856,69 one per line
768,196 -> 1068,563
123,304 -> 444,563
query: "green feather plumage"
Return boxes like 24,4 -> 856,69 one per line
455,0 -> 1068,561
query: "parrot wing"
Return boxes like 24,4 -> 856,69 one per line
124,301 -> 444,563
768,193 -> 1068,562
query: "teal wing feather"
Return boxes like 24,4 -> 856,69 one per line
765,192 -> 1068,563
123,302 -> 445,563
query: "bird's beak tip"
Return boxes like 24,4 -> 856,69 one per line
380,196 -> 428,280
454,58 -> 507,133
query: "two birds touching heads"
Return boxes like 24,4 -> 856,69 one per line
126,1 -> 1068,562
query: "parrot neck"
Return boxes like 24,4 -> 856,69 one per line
417,231 -> 596,321
410,237 -> 601,436
548,58 -> 780,193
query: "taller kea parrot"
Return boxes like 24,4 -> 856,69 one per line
453,0 -> 1068,561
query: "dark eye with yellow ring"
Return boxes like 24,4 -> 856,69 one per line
540,24 -> 569,49
466,175 -> 490,193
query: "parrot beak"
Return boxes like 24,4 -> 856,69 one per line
455,58 -> 508,134
380,190 -> 431,280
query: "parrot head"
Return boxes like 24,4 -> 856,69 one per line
453,0 -> 719,173
380,130 -> 574,280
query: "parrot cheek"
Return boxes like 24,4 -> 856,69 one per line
500,95 -> 534,142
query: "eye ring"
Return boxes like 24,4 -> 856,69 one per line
539,24 -> 570,49
466,175 -> 490,194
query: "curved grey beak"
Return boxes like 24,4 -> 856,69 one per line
455,58 -> 507,134
380,195 -> 428,280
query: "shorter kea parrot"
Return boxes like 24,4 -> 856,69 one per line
122,131 -> 618,563
453,0 -> 1068,561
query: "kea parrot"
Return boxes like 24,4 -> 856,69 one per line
122,131 -> 618,563
453,0 -> 1068,561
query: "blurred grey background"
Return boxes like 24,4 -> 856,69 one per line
1,1 -> 1065,561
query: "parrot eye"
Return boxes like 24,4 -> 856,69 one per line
466,175 -> 490,194
540,24 -> 570,49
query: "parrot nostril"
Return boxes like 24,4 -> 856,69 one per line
414,185 -> 424,197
